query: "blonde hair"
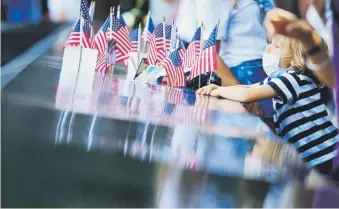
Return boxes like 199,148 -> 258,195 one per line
286,38 -> 308,74
286,36 -> 328,76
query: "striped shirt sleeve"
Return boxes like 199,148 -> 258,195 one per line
266,73 -> 300,104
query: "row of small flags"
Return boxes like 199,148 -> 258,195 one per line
64,0 -> 218,89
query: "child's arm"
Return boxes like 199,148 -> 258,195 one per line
210,84 -> 277,103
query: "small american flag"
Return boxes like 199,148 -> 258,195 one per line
64,18 -> 91,48
94,15 -> 111,53
183,27 -> 201,68
80,0 -> 94,45
80,0 -> 91,21
129,28 -> 139,52
177,41 -> 186,60
111,16 -> 131,65
119,15 -> 130,37
189,26 -> 217,81
148,23 -> 165,65
165,25 -> 172,52
159,49 -> 186,88
142,15 -> 155,45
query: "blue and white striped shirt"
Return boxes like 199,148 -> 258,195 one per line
261,70 -> 339,170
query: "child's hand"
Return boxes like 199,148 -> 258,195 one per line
196,84 -> 220,95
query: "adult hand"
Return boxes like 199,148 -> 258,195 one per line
196,84 -> 220,95
265,8 -> 314,45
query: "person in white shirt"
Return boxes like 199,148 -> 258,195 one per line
194,0 -> 275,119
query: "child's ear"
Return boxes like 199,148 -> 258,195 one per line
290,59 -> 295,68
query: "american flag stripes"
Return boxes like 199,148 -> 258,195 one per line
175,104 -> 209,124
182,27 -> 201,68
177,41 -> 186,60
119,15 -> 130,37
80,0 -> 94,45
111,16 -> 131,65
142,14 -> 155,45
188,26 -> 217,81
129,28 -> 139,52
165,88 -> 184,105
148,23 -> 166,65
94,16 -> 111,53
64,19 -> 91,48
159,50 -> 186,88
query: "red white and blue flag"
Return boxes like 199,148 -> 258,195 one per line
165,25 -> 172,52
64,0 -> 93,48
182,27 -> 201,68
64,19 -> 92,48
142,15 -> 154,45
159,49 -> 186,88
189,25 -> 217,81
111,16 -> 131,65
148,23 -> 165,65
129,28 -> 139,53
94,15 -> 111,53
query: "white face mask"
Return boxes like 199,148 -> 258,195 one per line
262,52 -> 289,78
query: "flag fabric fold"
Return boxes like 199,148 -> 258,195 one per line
188,26 -> 217,81
148,23 -> 166,65
142,15 -> 155,45
159,49 -> 186,88
182,27 -> 201,68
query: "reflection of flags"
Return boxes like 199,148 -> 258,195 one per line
107,40 -> 116,68
148,23 -> 165,65
95,52 -> 108,73
189,26 -> 217,81
142,15 -> 155,45
129,28 -> 139,52
175,105 -> 208,124
185,153 -> 197,170
159,50 -> 186,87
166,88 -> 184,105
183,27 -> 201,68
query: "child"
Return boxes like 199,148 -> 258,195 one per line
197,34 -> 339,180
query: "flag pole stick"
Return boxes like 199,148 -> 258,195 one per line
137,22 -> 142,68
80,11 -> 83,48
144,11 -> 150,54
117,5 -> 121,19
107,6 -> 113,75
89,2 -> 92,20
199,22 -> 204,89
163,17 -> 166,57
170,18 -> 175,54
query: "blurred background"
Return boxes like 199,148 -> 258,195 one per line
0,0 -> 325,66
